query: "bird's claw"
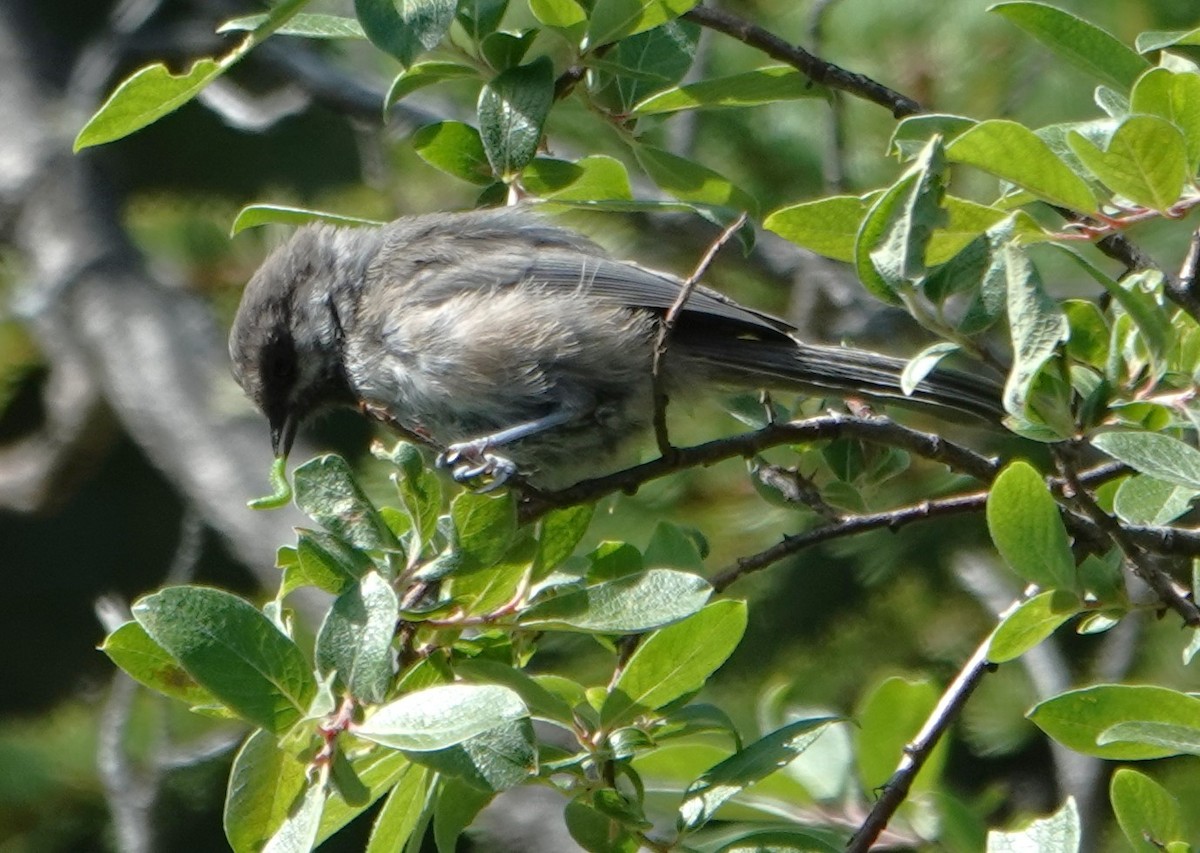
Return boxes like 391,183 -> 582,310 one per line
437,440 -> 518,491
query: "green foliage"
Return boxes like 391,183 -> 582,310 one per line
107,446 -> 830,851
987,796 -> 1081,853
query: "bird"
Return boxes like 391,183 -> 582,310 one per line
228,207 -> 1002,487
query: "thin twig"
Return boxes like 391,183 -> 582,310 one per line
650,212 -> 747,455
846,603 -> 1015,853
807,0 -> 846,192
517,413 -> 1000,522
1055,445 -> 1200,626
711,489 -> 986,591
1170,227 -> 1200,324
682,5 -> 921,118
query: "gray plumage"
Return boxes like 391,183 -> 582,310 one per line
229,208 -> 1001,485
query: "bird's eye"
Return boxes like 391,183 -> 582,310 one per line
262,336 -> 297,385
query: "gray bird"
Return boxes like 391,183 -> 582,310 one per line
229,208 -> 1001,486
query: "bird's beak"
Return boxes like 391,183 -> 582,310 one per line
269,411 -> 299,459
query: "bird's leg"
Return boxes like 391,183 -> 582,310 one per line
438,408 -> 579,488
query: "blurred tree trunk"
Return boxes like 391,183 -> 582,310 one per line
0,0 -> 308,583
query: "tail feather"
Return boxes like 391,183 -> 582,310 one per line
678,338 -> 1004,423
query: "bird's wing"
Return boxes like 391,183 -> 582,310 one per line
523,254 -> 798,340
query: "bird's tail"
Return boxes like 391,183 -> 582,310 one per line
678,337 -> 1004,423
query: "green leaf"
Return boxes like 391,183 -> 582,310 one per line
632,65 -> 824,115
888,113 -> 978,159
586,541 -> 644,581
987,590 -> 1081,663
288,530 -> 370,597
587,0 -> 699,45
521,155 -> 634,201
986,461 -> 1075,589
678,717 -> 837,831
1143,70 -> 1200,171
433,778 -> 494,852
102,621 -> 219,707
946,119 -> 1097,212
230,204 -> 384,236
901,343 -> 960,396
356,683 -> 529,751
225,730 -> 308,853
318,749 -> 416,844
456,0 -> 508,39
386,61 -> 477,110
329,747 -> 370,807
481,29 -> 538,71
856,677 -> 943,792
354,0 -> 456,66
1063,299 -> 1109,367
1093,432 -> 1200,491
76,60 -> 223,150
655,704 -> 742,750
133,587 -> 315,733
1113,475 -> 1198,526
712,828 -> 843,853
991,2 -> 1149,89
76,0 -> 308,149
644,521 -> 704,569
1099,721 -> 1200,756
1136,28 -> 1200,54
1067,116 -> 1187,212
411,717 -> 537,791
590,20 -> 699,114
519,568 -> 712,633
854,138 -> 946,304
1029,684 -> 1200,759
293,455 -> 396,552
453,658 -> 576,725
261,778 -> 326,853
565,793 -> 641,853
478,56 -> 555,177
1051,251 -> 1171,360
763,196 -> 870,264
601,599 -> 747,727
1110,768 -> 1187,853
927,197 -> 1044,267
315,572 -> 399,704
534,504 -> 594,575
218,13 -> 367,39
446,542 -> 531,614
530,0 -> 587,28
633,144 -> 758,215
412,121 -> 495,185
1001,242 -> 1070,421
451,490 -> 517,570
386,443 -> 443,552
365,765 -> 433,853
987,796 -> 1080,853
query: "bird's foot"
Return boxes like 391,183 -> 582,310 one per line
437,439 -> 519,491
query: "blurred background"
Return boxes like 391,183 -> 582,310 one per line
2,0 -> 1198,850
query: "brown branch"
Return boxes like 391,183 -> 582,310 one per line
650,213 -> 746,456
711,489 -> 986,592
1169,227 -> 1200,324
846,618 -> 1002,853
517,413 -> 1000,522
712,460 -> 1130,592
682,5 -> 922,118
1055,445 -> 1200,627
1080,219 -> 1200,325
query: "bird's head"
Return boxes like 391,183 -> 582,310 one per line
229,224 -> 356,458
